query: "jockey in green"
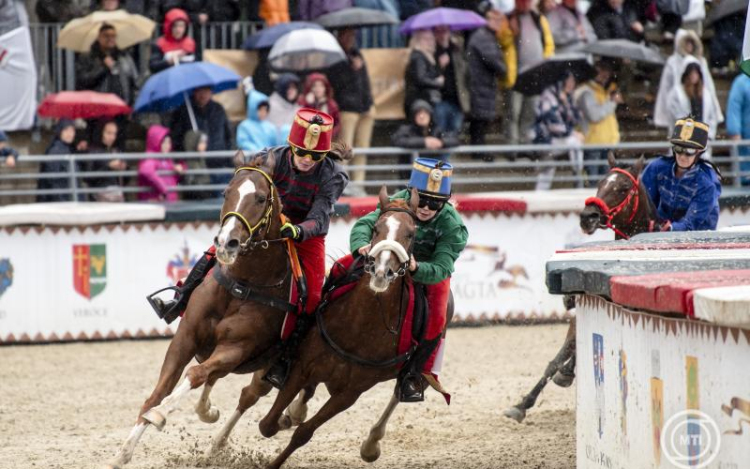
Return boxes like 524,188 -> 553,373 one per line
350,158 -> 468,402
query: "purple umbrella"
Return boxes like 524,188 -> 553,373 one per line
399,7 -> 487,34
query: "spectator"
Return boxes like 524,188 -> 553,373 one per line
532,72 -> 584,190
298,0 -> 352,20
298,73 -> 341,139
726,72 -> 750,186
237,89 -> 280,153
499,0 -> 554,146
434,25 -> 469,135
709,12 -> 744,74
586,0 -> 644,42
86,120 -> 127,202
36,1 -> 87,23
545,0 -> 597,52
38,119 -> 77,203
259,0 -> 291,25
404,29 -> 444,117
75,24 -> 140,106
0,131 -> 19,169
268,73 -> 302,134
138,125 -> 184,202
328,27 -> 375,194
575,59 -> 622,184
161,0 -> 241,24
392,99 -> 460,153
654,30 -> 719,130
466,5 -> 507,159
149,8 -> 196,74
182,130 -> 212,199
665,59 -> 723,158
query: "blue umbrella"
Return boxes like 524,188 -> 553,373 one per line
399,7 -> 486,34
243,22 -> 323,50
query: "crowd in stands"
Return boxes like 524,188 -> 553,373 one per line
3,0 -> 750,203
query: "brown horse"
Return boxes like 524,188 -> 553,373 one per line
247,187 -> 452,469
504,154 -> 658,423
104,157 -> 310,468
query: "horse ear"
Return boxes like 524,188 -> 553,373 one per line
378,185 -> 389,209
633,155 -> 646,175
233,150 -> 246,168
409,187 -> 420,212
607,151 -> 616,168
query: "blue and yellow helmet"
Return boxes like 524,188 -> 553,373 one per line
408,158 -> 453,200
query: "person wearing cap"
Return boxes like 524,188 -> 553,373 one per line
641,118 -> 722,232
149,108 -> 350,388
350,159 -> 469,402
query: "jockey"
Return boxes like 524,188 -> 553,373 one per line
150,108 -> 349,388
641,117 -> 722,231
350,158 -> 468,402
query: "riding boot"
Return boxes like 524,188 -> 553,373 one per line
397,336 -> 441,403
147,250 -> 216,324
263,314 -> 313,389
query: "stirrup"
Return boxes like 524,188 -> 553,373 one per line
263,359 -> 290,390
398,373 -> 425,403
146,286 -> 185,324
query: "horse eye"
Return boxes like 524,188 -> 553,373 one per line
257,195 -> 267,204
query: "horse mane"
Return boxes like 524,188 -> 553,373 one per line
386,198 -> 412,211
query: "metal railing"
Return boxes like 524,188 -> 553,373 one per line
1,141 -> 749,203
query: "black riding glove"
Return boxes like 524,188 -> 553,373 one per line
280,222 -> 302,241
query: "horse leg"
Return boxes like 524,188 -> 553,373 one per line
194,379 -> 220,424
360,391 -> 399,463
209,370 -> 273,454
553,319 -> 577,387
278,384 -> 317,431
266,390 -> 361,469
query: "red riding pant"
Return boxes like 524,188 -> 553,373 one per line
294,236 -> 326,314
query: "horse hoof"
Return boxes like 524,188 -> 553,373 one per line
208,439 -> 227,456
503,406 -> 526,423
277,414 -> 292,431
198,407 -> 220,424
553,372 -> 575,388
360,441 -> 381,463
142,409 -> 167,431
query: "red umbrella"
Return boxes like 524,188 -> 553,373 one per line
38,91 -> 132,119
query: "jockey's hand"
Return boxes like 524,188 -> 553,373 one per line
280,222 -> 301,240
409,255 -> 418,272
358,244 -> 371,256
659,220 -> 672,232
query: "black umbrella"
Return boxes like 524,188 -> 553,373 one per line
706,0 -> 748,26
581,39 -> 665,65
514,54 -> 596,96
315,7 -> 399,29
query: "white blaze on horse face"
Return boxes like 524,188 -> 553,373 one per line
602,173 -> 619,193
217,180 -> 256,247
375,216 -> 401,274
217,217 -> 237,247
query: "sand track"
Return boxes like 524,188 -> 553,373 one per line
0,324 -> 575,469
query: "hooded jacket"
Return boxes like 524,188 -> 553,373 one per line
268,73 -> 302,132
391,100 -> 460,149
665,57 -> 723,141
237,89 -> 280,153
654,29 -> 721,128
149,8 -> 196,73
298,73 -> 341,138
38,119 -> 76,202
138,125 -> 180,202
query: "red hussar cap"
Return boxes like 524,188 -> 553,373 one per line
288,108 -> 334,152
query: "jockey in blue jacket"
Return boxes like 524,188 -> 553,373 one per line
641,118 -> 722,231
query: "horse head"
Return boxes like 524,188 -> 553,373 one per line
365,186 -> 419,293
580,153 -> 646,239
214,151 -> 280,265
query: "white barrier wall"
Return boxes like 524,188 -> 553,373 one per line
0,209 -> 748,342
576,295 -> 750,469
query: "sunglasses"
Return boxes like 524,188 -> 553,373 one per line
672,145 -> 699,156
418,197 -> 445,211
291,145 -> 327,162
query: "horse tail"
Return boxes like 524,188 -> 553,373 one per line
328,142 -> 353,162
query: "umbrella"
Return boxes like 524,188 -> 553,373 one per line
134,62 -> 240,130
38,91 -> 131,119
315,7 -> 399,29
399,7 -> 487,34
580,39 -> 665,65
514,54 -> 596,96
57,10 -> 155,53
242,21 -> 323,50
706,0 -> 748,25
268,29 -> 346,73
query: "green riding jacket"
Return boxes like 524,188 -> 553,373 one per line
350,189 -> 469,285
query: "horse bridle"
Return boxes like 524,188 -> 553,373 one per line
220,166 -> 283,252
584,168 -> 640,240
363,207 -> 418,279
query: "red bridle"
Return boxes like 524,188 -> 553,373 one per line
584,168 -> 640,240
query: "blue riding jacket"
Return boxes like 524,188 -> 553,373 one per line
641,156 -> 721,231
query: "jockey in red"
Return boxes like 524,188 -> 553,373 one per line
149,108 -> 349,388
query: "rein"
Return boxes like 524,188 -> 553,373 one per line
584,168 -> 640,240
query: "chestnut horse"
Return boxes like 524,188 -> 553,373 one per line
504,154 -> 658,423
104,158 -> 311,468
237,187 -> 451,469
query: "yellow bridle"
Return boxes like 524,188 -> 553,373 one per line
221,166 -> 276,247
